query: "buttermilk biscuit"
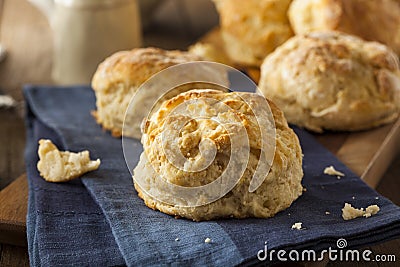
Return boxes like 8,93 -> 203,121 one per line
288,0 -> 400,55
91,47 -> 200,137
133,89 -> 303,221
212,0 -> 293,67
259,31 -> 400,132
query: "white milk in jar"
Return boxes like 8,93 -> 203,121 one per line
52,0 -> 142,84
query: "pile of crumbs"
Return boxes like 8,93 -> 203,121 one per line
342,203 -> 380,220
324,165 -> 345,178
291,222 -> 303,230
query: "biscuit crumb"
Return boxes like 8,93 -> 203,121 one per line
325,211 -> 330,215
303,188 -> 307,192
364,205 -> 380,218
352,196 -> 355,200
342,203 -> 380,220
375,197 -> 379,200
175,238 -> 180,242
204,238 -> 211,243
324,166 -> 345,177
37,139 -> 101,182
291,222 -> 303,230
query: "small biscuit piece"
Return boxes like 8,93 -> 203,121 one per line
133,89 -> 304,221
37,139 -> 100,182
91,47 -> 200,137
324,166 -> 344,177
288,0 -> 400,55
364,205 -> 380,218
291,222 -> 303,230
259,31 -> 400,132
212,0 -> 293,67
342,203 -> 380,220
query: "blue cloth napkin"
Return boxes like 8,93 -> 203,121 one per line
24,85 -> 400,266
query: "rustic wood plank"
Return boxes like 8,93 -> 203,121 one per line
313,132 -> 349,155
376,155 -> 400,205
0,244 -> 29,267
0,109 -> 26,190
0,175 -> 28,247
335,119 -> 399,186
361,118 -> 400,188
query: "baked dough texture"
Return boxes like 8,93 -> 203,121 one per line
259,31 -> 400,132
342,203 -> 380,220
133,89 -> 303,221
188,42 -> 232,66
288,0 -> 400,55
37,139 -> 100,182
91,47 -> 200,137
213,0 -> 293,67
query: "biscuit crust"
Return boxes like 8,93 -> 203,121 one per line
133,89 -> 303,221
259,31 -> 400,132
91,48 -> 200,137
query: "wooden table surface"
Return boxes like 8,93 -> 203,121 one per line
0,0 -> 399,266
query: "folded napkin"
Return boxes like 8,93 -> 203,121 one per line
25,85 -> 400,266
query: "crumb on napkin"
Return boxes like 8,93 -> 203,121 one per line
204,238 -> 211,243
37,139 -> 100,182
324,165 -> 345,177
291,222 -> 303,230
342,203 -> 380,220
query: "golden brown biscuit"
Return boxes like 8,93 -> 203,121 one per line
91,47 -> 200,137
213,0 -> 294,67
288,0 -> 400,55
259,31 -> 400,132
133,89 -> 303,221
